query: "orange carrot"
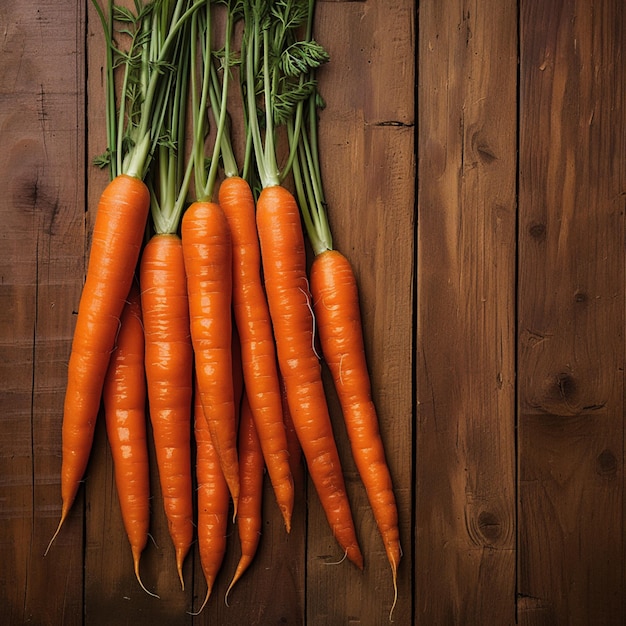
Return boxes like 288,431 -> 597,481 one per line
256,185 -> 363,569
218,175 -> 294,531
181,200 -> 239,515
290,66 -> 402,612
225,389 -> 264,602
101,281 -> 156,597
311,249 -> 401,604
46,174 -> 150,553
240,1 -> 360,566
192,377 -> 230,615
140,233 -> 194,589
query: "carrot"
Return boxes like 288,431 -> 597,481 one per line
218,174 -> 294,531
135,3 -> 206,589
256,185 -> 363,569
140,234 -> 195,589
289,47 -> 402,616
46,173 -> 150,553
181,200 -> 239,514
101,281 -> 156,598
243,3 -> 362,568
225,389 -> 264,602
191,378 -> 230,615
311,250 -> 401,601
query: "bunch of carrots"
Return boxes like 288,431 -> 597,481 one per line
46,0 -> 400,618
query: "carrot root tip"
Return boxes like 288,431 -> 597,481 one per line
188,586 -> 212,616
323,549 -> 348,567
224,555 -> 253,606
134,555 -> 159,599
43,511 -> 68,557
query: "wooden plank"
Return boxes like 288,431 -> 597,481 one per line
308,1 -> 414,624
517,1 -> 626,623
0,1 -> 86,623
416,0 -> 518,623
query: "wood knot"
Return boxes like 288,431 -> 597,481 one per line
528,222 -> 547,241
465,500 -> 511,548
555,372 -> 577,401
596,449 -> 617,479
477,511 -> 502,542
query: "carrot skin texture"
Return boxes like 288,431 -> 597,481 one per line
219,176 -> 294,531
311,249 -> 401,581
59,174 -> 150,529
140,234 -> 194,588
226,390 -> 264,598
194,381 -> 230,613
181,201 -> 239,514
102,282 -> 152,592
256,185 -> 363,569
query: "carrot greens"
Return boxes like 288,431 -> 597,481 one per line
241,0 -> 328,190
91,0 -> 207,182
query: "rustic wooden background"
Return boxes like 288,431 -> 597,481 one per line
1,0 -> 625,624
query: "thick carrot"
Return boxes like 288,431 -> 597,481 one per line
46,174 -> 150,553
140,233 -> 194,589
192,377 -> 230,615
218,175 -> 294,531
181,200 -> 239,515
225,389 -> 264,602
101,281 -> 156,597
256,184 -> 363,569
311,249 -> 401,604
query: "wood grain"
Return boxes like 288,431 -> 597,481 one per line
518,1 -> 626,623
416,0 -> 517,622
0,1 -> 86,624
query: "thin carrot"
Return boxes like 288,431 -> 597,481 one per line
191,378 -> 230,615
244,2 -> 362,568
140,234 -> 194,589
290,47 -> 402,616
102,281 -> 156,598
311,250 -> 401,599
46,173 -> 150,553
225,390 -> 264,602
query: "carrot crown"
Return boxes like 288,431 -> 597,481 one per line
241,0 -> 328,192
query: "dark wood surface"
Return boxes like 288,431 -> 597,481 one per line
2,1 -> 625,624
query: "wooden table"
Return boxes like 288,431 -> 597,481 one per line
1,1 -> 624,624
